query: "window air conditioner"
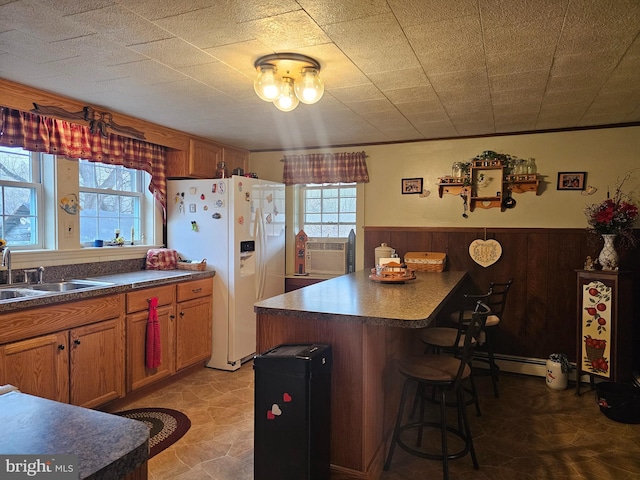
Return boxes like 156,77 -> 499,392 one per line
305,238 -> 348,275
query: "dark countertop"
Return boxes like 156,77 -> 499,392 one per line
255,269 -> 467,328
0,269 -> 215,313
0,391 -> 148,479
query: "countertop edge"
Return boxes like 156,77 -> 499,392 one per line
0,270 -> 215,313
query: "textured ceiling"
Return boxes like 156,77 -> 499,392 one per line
1,0 -> 639,151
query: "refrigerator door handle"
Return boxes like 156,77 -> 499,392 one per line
253,207 -> 267,300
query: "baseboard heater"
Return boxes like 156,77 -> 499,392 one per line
473,352 -> 600,385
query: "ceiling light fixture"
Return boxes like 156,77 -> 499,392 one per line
253,53 -> 324,112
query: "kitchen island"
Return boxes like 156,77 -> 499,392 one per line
254,269 -> 468,480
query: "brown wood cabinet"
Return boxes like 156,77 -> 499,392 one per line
0,277 -> 213,409
126,284 -> 176,392
70,318 -> 125,408
175,278 -> 213,370
166,137 -> 250,179
0,332 -> 69,403
222,146 -> 249,174
166,138 -> 221,178
285,276 -> 327,292
126,279 -> 212,392
0,295 -> 125,409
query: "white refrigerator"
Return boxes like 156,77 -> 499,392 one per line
167,176 -> 286,371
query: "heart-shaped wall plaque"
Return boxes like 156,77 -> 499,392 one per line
469,239 -> 503,268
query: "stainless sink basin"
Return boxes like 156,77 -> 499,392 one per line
0,288 -> 48,300
0,290 -> 30,299
29,279 -> 114,292
0,279 -> 115,301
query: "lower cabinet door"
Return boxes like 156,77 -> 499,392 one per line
69,318 -> 125,408
0,332 -> 69,403
176,297 -> 212,371
127,305 -> 176,391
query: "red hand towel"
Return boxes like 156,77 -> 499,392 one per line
146,297 -> 162,368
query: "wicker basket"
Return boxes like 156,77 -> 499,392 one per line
586,345 -> 606,362
177,260 -> 207,271
404,252 -> 447,272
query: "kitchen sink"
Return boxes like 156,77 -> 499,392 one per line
0,279 -> 115,301
29,279 -> 115,292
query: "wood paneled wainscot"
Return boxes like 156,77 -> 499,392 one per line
0,295 -> 124,408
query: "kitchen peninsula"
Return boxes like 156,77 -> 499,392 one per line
254,269 -> 468,480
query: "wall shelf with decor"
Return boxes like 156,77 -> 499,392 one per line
437,151 -> 541,212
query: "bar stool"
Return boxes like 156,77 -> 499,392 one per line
418,291 -> 493,416
384,301 -> 490,480
447,278 -> 514,397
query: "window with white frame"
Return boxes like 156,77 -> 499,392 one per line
298,183 -> 356,238
0,146 -> 42,248
78,160 -> 145,245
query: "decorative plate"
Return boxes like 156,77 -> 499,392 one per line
469,239 -> 502,267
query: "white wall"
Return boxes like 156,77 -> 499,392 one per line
249,126 -> 640,272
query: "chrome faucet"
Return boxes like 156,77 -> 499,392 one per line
2,248 -> 12,285
24,266 -> 45,284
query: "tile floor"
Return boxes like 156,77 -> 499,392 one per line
112,363 -> 640,480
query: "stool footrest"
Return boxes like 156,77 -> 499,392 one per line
396,422 -> 472,462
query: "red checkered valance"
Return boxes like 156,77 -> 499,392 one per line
282,151 -> 369,185
0,106 -> 167,214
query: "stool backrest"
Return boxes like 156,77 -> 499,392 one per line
487,277 -> 514,318
454,301 -> 491,388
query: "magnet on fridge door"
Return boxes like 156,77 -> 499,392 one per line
266,213 -> 272,224
212,213 -> 221,219
238,216 -> 244,225
189,187 -> 197,195
191,220 -> 198,231
200,194 -> 205,200
238,181 -> 243,192
211,184 -> 217,193
245,192 -> 250,202
218,182 -> 225,193
189,204 -> 196,213
215,199 -> 224,207
203,205 -> 208,211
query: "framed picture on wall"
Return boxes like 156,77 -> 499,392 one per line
402,178 -> 423,194
557,172 -> 586,190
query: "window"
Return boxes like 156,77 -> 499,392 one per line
0,146 -> 42,248
298,183 -> 356,237
79,160 -> 144,244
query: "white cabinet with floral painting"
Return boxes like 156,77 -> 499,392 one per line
575,270 -> 634,394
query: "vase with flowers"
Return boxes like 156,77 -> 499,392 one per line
584,171 -> 638,270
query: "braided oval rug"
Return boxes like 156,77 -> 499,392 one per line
115,407 -> 191,458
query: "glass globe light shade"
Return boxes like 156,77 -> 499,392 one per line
274,77 -> 300,112
294,67 -> 324,104
254,65 -> 282,102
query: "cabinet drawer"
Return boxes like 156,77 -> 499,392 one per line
176,278 -> 213,302
126,284 -> 175,313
